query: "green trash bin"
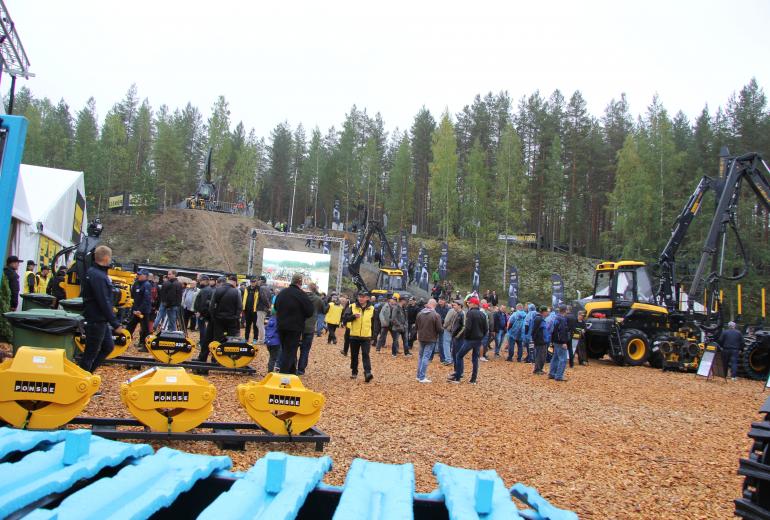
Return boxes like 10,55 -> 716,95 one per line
20,293 -> 56,311
4,309 -> 84,360
58,298 -> 84,316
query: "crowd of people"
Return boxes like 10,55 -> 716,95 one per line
2,253 -> 751,385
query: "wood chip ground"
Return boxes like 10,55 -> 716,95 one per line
19,333 -> 764,518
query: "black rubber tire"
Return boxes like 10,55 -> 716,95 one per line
648,350 -> 663,369
586,334 -> 608,359
619,329 -> 650,367
741,340 -> 770,381
737,396 -> 770,516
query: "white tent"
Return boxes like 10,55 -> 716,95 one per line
8,164 -> 87,268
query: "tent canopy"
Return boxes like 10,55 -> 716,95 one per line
10,164 -> 87,266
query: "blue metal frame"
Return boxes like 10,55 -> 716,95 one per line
0,114 -> 28,262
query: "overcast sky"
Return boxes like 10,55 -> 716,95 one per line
11,0 -> 770,137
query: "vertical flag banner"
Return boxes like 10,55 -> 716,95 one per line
332,199 -> 341,230
322,234 -> 330,255
420,251 -> 430,291
400,230 -> 408,286
551,273 -> 565,309
439,242 -> 448,281
342,240 -> 350,276
507,266 -> 519,307
472,254 -> 481,293
415,246 -> 424,286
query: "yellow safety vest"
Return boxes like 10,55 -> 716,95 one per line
242,287 -> 258,312
22,271 -> 36,294
348,303 -> 374,339
326,302 -> 343,325
35,273 -> 52,295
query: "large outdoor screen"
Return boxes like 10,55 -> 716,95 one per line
261,248 -> 331,294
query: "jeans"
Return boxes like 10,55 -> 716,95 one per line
78,321 -> 115,373
153,303 -> 167,330
298,332 -> 313,374
452,337 -> 464,361
454,339 -> 481,382
494,330 -> 505,355
441,331 -> 452,362
164,306 -> 180,331
316,314 -> 326,336
267,343 -> 281,372
722,348 -> 739,378
533,343 -> 547,373
349,338 -> 372,376
256,310 -> 267,343
549,343 -> 569,379
278,329 -> 303,374
376,327 -> 402,354
417,341 -> 436,380
481,334 -> 490,357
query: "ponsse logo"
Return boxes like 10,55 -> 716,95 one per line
268,394 -> 300,407
15,380 -> 56,394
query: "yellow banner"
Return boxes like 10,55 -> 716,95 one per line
108,195 -> 123,209
38,235 -> 62,269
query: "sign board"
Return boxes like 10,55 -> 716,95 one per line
38,235 -> 62,269
696,350 -> 716,378
497,233 -> 537,244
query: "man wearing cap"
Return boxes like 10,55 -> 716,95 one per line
341,291 -> 375,382
255,275 -> 271,344
22,259 -> 37,294
274,273 -> 314,374
126,269 -> 152,351
448,296 -> 487,384
3,255 -> 20,311
719,321 -> 743,381
242,277 -> 260,342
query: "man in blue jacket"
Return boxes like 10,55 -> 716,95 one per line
548,305 -> 571,381
126,269 -> 152,351
79,245 -> 125,373
506,304 -> 528,362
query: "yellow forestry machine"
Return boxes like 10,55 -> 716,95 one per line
348,209 -> 405,298
583,149 -> 770,371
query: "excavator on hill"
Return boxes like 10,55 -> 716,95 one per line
347,210 -> 404,298
186,149 -> 222,212
582,148 -> 770,373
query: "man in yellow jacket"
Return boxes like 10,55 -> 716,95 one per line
325,295 -> 343,345
341,291 -> 375,382
35,265 -> 52,295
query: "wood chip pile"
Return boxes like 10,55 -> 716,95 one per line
13,333 -> 763,519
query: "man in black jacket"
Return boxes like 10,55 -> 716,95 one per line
196,275 -> 218,362
125,269 -> 152,352
719,321 -> 743,381
209,274 -> 242,350
3,255 -> 20,311
448,297 -> 487,384
47,266 -> 67,306
156,270 -> 183,331
80,245 -> 126,374
275,273 -> 314,374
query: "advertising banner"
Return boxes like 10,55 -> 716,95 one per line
439,242 -> 448,281
507,265 -> 519,307
551,273 -> 565,309
261,248 -> 331,293
472,254 -> 480,293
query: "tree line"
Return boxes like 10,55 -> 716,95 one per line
11,79 -> 770,272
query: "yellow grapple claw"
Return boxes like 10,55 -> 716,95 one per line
145,331 -> 195,364
209,338 -> 256,368
120,367 -> 215,432
74,328 -> 131,359
0,347 -> 101,429
237,373 -> 325,435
